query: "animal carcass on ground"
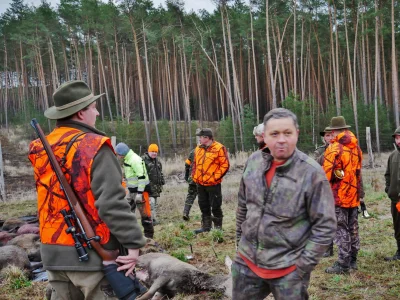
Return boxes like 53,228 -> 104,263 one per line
135,252 -> 231,300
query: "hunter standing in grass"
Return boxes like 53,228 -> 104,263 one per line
314,127 -> 333,166
323,116 -> 364,274
383,126 -> 400,261
115,142 -> 154,239
28,80 -> 146,299
233,108 -> 336,300
142,144 -> 165,225
191,128 -> 229,233
182,128 -> 201,221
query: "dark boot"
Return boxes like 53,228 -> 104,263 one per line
194,215 -> 212,234
325,261 -> 350,274
142,219 -> 154,239
212,217 -> 223,230
384,241 -> 400,261
182,204 -> 191,221
350,255 -> 358,270
323,242 -> 334,258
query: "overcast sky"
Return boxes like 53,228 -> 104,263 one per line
0,0 -> 217,15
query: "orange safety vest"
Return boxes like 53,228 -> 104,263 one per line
28,127 -> 112,246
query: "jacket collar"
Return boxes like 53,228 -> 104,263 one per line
262,148 -> 299,174
56,120 -> 106,136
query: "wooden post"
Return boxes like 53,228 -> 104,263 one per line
0,141 -> 6,202
366,127 -> 375,168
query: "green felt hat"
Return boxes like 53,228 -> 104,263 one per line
44,80 -> 104,120
327,116 -> 351,130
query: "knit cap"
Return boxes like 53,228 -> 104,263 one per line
148,144 -> 159,153
115,143 -> 130,156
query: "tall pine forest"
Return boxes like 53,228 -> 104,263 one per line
0,0 -> 399,156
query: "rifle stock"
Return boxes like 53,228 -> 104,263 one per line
31,118 -> 118,262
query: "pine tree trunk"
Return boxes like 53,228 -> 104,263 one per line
392,0 -> 399,126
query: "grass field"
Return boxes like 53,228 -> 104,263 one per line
1,127 -> 400,299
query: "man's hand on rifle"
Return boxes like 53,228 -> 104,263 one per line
116,248 -> 140,276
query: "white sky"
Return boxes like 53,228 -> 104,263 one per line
0,0 -> 217,15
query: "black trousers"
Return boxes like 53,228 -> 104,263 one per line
197,183 -> 223,218
391,202 -> 400,243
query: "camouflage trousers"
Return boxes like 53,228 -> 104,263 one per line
183,184 -> 198,214
334,206 -> 360,267
232,255 -> 310,300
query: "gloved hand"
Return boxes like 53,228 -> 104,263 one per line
135,193 -> 144,204
360,200 -> 370,218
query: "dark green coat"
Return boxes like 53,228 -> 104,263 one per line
385,126 -> 400,202
185,149 -> 196,185
142,153 -> 165,197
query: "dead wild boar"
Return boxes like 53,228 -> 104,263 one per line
135,252 -> 228,300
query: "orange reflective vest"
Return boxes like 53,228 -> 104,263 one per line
323,130 -> 362,208
28,127 -> 112,246
192,140 -> 229,186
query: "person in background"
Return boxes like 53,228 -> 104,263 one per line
383,126 -> 400,261
115,142 -> 154,239
182,129 -> 201,221
314,127 -> 333,165
192,128 -> 230,233
253,123 -> 267,150
323,116 -> 364,274
142,144 -> 165,225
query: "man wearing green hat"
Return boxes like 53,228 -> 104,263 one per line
313,127 -> 333,166
323,116 -> 364,274
28,80 -> 146,299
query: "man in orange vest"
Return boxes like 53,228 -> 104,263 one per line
191,128 -> 230,234
323,116 -> 364,274
29,80 -> 146,299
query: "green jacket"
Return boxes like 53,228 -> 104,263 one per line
384,126 -> 400,203
184,149 -> 196,185
313,144 -> 328,166
142,152 -> 165,197
237,148 -> 336,277
123,150 -> 149,193
34,121 -> 146,271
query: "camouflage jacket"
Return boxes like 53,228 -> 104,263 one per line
236,148 -> 336,276
184,149 -> 196,185
313,144 -> 328,165
142,153 -> 165,197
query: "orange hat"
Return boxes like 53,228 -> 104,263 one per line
148,144 -> 159,153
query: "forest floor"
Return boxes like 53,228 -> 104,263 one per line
0,126 -> 400,300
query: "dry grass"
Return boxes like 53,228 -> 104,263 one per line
0,265 -> 47,300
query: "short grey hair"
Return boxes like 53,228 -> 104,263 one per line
263,108 -> 299,130
253,123 -> 264,136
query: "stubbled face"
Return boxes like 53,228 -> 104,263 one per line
80,102 -> 99,127
199,136 -> 212,146
264,117 -> 299,162
149,152 -> 158,159
395,135 -> 400,147
331,129 -> 340,139
324,132 -> 333,144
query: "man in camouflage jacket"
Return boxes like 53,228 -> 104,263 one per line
183,148 -> 198,220
314,127 -> 333,165
142,144 -> 165,224
233,108 -> 336,300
